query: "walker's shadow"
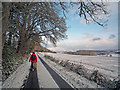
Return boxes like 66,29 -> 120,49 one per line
24,69 -> 39,89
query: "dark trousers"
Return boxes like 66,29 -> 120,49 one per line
30,62 -> 35,69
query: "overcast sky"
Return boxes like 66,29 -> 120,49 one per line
44,2 -> 118,52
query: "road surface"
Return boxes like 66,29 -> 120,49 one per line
38,55 -> 73,89
2,53 -> 73,89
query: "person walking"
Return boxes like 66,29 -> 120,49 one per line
29,52 -> 37,71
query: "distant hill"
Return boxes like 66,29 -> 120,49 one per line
64,49 -> 118,56
76,50 -> 97,56
64,50 -> 97,56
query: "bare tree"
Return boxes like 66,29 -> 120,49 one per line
9,2 -> 67,55
60,1 -> 109,26
2,1 -> 109,55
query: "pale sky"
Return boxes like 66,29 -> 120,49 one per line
44,2 -> 119,52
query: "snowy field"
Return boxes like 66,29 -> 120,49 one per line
39,54 -> 101,88
41,52 -> 119,80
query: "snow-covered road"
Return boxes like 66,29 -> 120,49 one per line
36,54 -> 59,88
2,53 -> 73,89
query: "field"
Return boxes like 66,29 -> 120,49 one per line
41,52 -> 118,81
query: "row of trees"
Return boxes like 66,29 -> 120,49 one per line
2,1 -> 108,56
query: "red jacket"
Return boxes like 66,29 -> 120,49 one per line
29,54 -> 37,63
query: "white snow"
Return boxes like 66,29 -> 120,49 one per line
2,60 -> 31,88
2,52 -> 119,88
2,53 -> 59,88
38,53 -> 101,88
41,52 -> 118,80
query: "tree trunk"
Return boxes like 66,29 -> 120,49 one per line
2,3 -> 10,48
16,19 -> 26,55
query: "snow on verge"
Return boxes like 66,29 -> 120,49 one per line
40,52 -> 120,88
2,60 -> 30,88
